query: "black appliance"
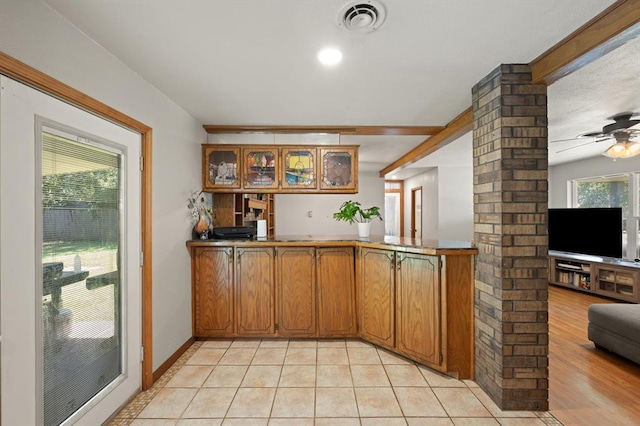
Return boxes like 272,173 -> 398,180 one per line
212,226 -> 254,240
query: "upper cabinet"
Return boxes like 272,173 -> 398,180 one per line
243,147 -> 279,190
281,147 -> 318,191
203,146 -> 241,190
202,144 -> 358,193
319,147 -> 358,191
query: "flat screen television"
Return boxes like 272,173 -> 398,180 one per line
548,207 -> 623,259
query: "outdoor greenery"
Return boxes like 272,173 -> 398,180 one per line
333,200 -> 383,224
577,180 -> 628,210
43,169 -> 119,209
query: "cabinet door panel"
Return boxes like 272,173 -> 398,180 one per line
203,146 -> 241,190
194,248 -> 234,336
396,253 -> 441,365
319,148 -> 357,191
595,265 -> 640,302
236,247 -> 275,335
277,247 -> 316,336
243,147 -> 279,190
317,247 -> 356,336
360,248 -> 395,348
281,147 -> 318,190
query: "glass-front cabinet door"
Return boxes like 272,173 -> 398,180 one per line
320,147 -> 357,191
243,147 -> 279,190
281,147 -> 317,190
203,146 -> 241,190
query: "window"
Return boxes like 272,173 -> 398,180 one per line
571,173 -> 640,260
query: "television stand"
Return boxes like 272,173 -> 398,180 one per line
548,251 -> 640,303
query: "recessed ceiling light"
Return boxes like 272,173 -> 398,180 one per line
318,48 -> 343,66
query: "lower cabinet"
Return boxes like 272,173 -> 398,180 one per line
189,242 -> 473,378
192,247 -> 234,337
359,248 -> 442,368
316,247 -> 357,336
594,264 -> 640,303
236,247 -> 275,335
277,247 -> 316,336
359,247 -> 395,349
395,253 -> 441,367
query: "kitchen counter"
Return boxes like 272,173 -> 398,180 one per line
186,234 -> 477,256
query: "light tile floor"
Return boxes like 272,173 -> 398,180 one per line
109,339 -> 562,426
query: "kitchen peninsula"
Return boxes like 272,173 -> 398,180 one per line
187,235 -> 477,379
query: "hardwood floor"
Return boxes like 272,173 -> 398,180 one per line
549,285 -> 640,426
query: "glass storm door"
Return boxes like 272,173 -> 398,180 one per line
1,76 -> 141,425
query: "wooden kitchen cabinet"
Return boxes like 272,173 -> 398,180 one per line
243,146 -> 279,190
359,247 -> 395,349
276,247 -> 316,336
396,253 -> 441,367
192,247 -> 234,336
281,147 -> 318,190
188,239 -> 475,379
202,145 -> 241,190
316,247 -> 357,336
319,147 -> 357,191
235,247 -> 275,335
201,144 -> 358,193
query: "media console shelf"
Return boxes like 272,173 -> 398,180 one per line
549,250 -> 640,303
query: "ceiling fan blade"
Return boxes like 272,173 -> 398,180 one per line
550,132 -> 607,144
549,137 -> 585,144
555,140 -> 598,154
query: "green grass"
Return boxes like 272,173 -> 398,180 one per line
43,240 -> 117,259
43,240 -> 118,322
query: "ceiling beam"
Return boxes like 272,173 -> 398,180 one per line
530,0 -> 640,85
203,125 -> 444,136
378,108 -> 472,177
378,0 -> 640,177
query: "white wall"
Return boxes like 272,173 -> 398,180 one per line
438,166 -> 474,241
1,1 -> 205,370
275,172 -> 385,236
405,169 -> 439,239
549,156 -> 640,207
403,166 -> 474,242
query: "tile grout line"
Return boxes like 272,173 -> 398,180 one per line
110,338 -> 565,424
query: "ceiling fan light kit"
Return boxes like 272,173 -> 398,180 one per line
603,140 -> 640,159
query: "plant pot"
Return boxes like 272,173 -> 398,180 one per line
357,222 -> 371,239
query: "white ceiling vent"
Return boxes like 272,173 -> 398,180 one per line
337,0 -> 387,34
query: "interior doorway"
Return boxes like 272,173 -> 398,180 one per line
384,180 -> 404,237
411,187 -> 422,239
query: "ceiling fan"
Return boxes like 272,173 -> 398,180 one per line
551,113 -> 640,158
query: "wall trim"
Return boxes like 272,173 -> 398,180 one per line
153,337 -> 196,383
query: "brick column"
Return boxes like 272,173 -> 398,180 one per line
472,64 -> 549,411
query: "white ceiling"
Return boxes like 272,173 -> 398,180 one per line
43,0 -> 639,178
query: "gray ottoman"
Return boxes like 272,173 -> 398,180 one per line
587,303 -> 640,365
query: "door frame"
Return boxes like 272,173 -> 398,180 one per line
411,186 -> 422,239
384,180 -> 404,237
0,52 -> 154,390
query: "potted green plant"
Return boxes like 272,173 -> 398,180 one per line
333,200 -> 382,238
